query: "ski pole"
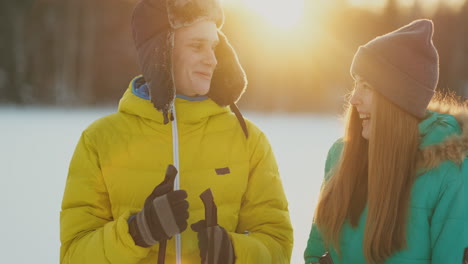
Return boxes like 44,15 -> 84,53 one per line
200,188 -> 217,264
158,165 -> 178,264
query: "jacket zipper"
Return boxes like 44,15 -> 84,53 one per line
171,104 -> 182,264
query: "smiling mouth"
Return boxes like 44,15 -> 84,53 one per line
195,72 -> 212,80
359,114 -> 371,126
359,113 -> 371,121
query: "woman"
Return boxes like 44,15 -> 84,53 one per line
304,19 -> 467,264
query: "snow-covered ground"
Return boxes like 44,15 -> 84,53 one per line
0,106 -> 343,263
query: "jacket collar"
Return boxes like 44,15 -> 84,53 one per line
118,76 -> 229,125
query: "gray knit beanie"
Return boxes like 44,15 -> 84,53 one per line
350,19 -> 439,118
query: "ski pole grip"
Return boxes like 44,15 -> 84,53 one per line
200,188 -> 218,264
200,188 -> 217,227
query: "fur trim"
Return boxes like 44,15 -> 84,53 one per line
167,0 -> 224,29
417,99 -> 468,170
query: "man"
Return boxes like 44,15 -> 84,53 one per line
60,0 -> 293,263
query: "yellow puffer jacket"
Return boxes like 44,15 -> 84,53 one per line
60,78 -> 293,264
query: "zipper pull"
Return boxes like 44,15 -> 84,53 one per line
170,111 -> 175,122
162,111 -> 170,125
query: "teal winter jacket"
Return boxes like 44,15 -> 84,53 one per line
305,109 -> 468,264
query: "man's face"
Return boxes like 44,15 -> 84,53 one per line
173,20 -> 219,97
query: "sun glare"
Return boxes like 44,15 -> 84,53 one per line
243,0 -> 304,29
348,0 -> 387,9
347,0 -> 466,12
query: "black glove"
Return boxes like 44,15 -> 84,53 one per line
191,220 -> 235,264
129,165 -> 189,247
464,248 -> 468,264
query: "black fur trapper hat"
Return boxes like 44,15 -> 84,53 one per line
131,0 -> 247,122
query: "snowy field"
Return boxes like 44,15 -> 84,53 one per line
0,106 -> 342,263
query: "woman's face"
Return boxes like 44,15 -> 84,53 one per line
350,75 -> 374,140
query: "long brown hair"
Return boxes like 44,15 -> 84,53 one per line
314,91 -> 421,264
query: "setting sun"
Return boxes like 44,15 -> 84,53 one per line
242,0 -> 304,29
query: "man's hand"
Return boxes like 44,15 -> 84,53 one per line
191,220 -> 234,264
129,165 -> 189,247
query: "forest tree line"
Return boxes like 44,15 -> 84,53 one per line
1,0 -> 467,112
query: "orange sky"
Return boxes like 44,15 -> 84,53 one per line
348,0 -> 465,11
224,0 -> 466,11
221,0 -> 465,30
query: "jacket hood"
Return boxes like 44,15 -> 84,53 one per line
118,76 -> 229,124
418,100 -> 468,170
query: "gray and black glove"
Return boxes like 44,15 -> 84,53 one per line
191,220 -> 235,264
129,165 -> 189,247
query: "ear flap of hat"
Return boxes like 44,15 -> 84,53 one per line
137,29 -> 176,114
208,31 -> 247,106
